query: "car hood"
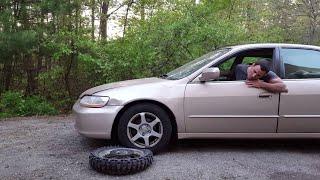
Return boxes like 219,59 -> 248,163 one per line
80,77 -> 167,97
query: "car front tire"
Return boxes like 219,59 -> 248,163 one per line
117,103 -> 172,153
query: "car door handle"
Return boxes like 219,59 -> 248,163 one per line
258,93 -> 272,98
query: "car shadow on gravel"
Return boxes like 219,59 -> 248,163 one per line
171,139 -> 320,153
79,137 -> 320,154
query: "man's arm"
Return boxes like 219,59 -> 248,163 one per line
246,77 -> 288,93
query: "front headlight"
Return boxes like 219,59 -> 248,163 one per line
79,96 -> 110,108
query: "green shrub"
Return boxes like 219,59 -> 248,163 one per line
0,91 -> 24,117
0,91 -> 58,118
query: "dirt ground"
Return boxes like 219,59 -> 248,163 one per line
1,115 -> 320,180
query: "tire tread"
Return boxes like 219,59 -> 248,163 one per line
89,146 -> 153,175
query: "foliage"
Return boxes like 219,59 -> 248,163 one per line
0,91 -> 58,118
0,0 -> 320,116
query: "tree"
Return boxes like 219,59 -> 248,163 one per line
298,0 -> 320,44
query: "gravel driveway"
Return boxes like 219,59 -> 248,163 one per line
1,116 -> 320,180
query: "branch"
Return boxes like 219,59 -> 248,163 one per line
106,2 -> 127,18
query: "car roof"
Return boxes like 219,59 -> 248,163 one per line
226,43 -> 320,51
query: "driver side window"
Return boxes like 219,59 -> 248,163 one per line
214,49 -> 274,81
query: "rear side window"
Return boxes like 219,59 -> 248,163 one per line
281,48 -> 320,79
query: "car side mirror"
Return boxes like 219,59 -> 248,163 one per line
199,67 -> 220,82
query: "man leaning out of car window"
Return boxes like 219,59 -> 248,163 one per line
235,59 -> 288,93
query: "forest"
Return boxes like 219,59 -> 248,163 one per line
0,0 -> 319,117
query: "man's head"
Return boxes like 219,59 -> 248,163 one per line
247,59 -> 272,80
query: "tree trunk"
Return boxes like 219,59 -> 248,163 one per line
25,54 -> 37,95
91,0 -> 95,40
100,1 -> 110,40
65,54 -> 73,97
64,0 -> 78,97
227,0 -> 236,20
245,1 -> 253,37
123,0 -> 134,37
140,1 -> 145,21
3,60 -> 13,91
301,0 -> 319,44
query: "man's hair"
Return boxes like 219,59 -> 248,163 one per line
254,58 -> 272,73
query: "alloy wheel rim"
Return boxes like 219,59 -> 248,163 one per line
126,112 -> 163,148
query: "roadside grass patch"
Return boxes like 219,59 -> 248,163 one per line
0,91 -> 58,118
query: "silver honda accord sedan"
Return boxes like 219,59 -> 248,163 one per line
73,43 -> 320,152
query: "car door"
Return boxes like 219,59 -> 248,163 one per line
278,48 -> 320,132
184,49 -> 280,133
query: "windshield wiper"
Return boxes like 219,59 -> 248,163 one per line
159,74 -> 168,78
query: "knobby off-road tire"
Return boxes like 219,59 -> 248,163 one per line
89,146 -> 153,175
117,103 -> 173,153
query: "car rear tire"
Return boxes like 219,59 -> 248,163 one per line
117,103 -> 172,153
89,146 -> 153,175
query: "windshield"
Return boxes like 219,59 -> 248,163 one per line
164,48 -> 231,80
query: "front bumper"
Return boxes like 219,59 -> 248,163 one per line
73,101 -> 123,139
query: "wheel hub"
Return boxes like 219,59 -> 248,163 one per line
110,149 -> 133,156
139,124 -> 151,136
